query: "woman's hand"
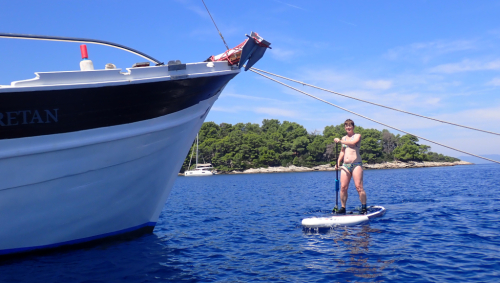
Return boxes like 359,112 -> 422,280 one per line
334,138 -> 340,143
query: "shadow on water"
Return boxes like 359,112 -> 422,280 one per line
302,224 -> 395,282
0,232 -> 199,283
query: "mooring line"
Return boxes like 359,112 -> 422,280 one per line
250,67 -> 500,137
250,68 -> 500,164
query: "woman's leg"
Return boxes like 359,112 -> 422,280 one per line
340,167 -> 352,208
352,166 -> 366,205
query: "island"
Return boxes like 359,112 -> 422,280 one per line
181,120 -> 472,174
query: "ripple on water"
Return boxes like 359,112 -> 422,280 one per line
0,165 -> 499,282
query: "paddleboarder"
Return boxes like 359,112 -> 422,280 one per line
334,119 -> 367,214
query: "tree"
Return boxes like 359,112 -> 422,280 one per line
323,124 -> 346,140
261,119 -> 281,133
361,136 -> 382,163
291,136 -> 309,156
258,147 -> 279,166
381,129 -> 398,160
323,143 -> 339,162
199,122 -> 220,141
307,135 -> 326,161
180,120 -> 461,172
393,142 -> 421,161
393,134 -> 422,161
279,121 -> 308,141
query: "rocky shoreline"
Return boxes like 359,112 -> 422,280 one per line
222,160 -> 473,174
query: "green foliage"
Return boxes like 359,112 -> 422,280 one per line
180,120 -> 460,172
390,134 -> 446,162
393,141 -> 421,161
361,136 -> 383,163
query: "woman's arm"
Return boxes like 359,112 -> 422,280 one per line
340,134 -> 361,147
337,147 -> 345,169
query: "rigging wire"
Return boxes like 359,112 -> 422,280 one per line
187,142 -> 195,170
201,0 -> 230,51
249,68 -> 500,165
250,67 -> 500,137
0,33 -> 163,65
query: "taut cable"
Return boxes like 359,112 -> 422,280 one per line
250,68 -> 500,164
250,67 -> 500,137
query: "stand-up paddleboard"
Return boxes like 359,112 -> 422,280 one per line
302,206 -> 386,228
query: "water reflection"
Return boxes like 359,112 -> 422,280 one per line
302,224 -> 394,280
0,233 -> 199,283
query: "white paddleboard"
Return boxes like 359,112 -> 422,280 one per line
302,206 -> 386,228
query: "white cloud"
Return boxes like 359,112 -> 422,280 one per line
440,136 -> 500,156
429,59 -> 500,73
283,68 -> 445,112
223,93 -> 282,102
424,97 -> 441,106
254,107 -> 297,117
457,107 -> 500,121
274,0 -> 306,11
487,77 -> 500,86
174,0 -> 208,18
385,39 -> 477,61
299,68 -> 358,89
211,106 -> 239,113
269,47 -> 296,61
364,80 -> 393,90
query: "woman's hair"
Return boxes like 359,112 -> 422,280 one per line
344,119 -> 355,127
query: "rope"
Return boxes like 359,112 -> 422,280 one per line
201,0 -> 230,51
249,68 -> 500,165
250,67 -> 500,137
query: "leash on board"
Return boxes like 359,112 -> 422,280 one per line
333,142 -> 340,213
248,68 -> 500,165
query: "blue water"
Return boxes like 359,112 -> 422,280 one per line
1,165 -> 499,282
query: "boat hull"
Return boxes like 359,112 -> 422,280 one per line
184,170 -> 214,176
0,73 -> 234,256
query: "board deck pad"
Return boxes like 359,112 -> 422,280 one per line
302,206 -> 386,228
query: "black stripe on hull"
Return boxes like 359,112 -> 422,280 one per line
0,73 -> 236,140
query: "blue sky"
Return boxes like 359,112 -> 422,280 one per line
1,0 -> 500,158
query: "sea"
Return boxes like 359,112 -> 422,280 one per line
1,164 -> 499,282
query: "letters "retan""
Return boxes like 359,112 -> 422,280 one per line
0,109 -> 59,126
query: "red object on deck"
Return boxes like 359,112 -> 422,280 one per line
80,45 -> 89,59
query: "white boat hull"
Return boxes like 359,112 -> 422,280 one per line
0,30 -> 271,256
184,170 -> 213,176
0,92 -> 220,255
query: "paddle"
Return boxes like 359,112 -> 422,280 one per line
333,142 -> 340,213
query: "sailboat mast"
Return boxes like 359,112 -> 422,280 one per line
196,134 -> 199,166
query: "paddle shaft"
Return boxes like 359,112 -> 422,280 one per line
335,142 -> 339,209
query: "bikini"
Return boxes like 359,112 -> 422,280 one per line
342,162 -> 363,173
342,136 -> 362,173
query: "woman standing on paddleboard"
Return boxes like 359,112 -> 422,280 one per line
334,119 -> 368,214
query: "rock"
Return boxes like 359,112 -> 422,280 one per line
363,160 -> 473,170
217,160 -> 473,175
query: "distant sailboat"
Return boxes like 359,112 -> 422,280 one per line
184,134 -> 214,176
